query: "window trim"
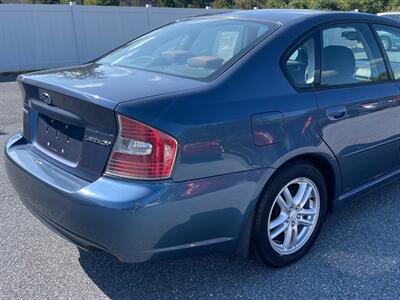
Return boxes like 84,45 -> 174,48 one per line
95,17 -> 280,83
369,23 -> 399,81
280,31 -> 321,92
317,22 -> 390,89
281,19 -> 396,92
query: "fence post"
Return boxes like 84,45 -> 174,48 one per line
145,4 -> 152,32
69,2 -> 82,64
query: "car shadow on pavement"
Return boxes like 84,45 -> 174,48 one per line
78,249 -> 273,299
77,181 -> 400,299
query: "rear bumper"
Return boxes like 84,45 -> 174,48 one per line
5,133 -> 271,262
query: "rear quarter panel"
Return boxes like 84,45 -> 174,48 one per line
116,23 -> 339,190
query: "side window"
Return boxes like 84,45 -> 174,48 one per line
374,24 -> 400,80
321,24 -> 388,86
284,38 -> 316,89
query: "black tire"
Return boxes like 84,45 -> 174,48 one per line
381,36 -> 392,51
252,161 -> 328,268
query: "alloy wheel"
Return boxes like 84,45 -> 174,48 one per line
267,177 -> 320,255
381,37 -> 391,50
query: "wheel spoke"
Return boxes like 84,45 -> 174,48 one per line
294,184 -> 312,209
291,225 -> 298,246
276,195 -> 289,213
282,226 -> 293,249
299,186 -> 313,208
269,213 -> 288,230
270,222 -> 289,240
299,208 -> 316,216
282,188 -> 293,206
298,218 -> 313,227
293,182 -> 307,206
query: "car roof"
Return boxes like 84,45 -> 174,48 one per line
222,9 -> 331,23
195,9 -> 399,27
378,12 -> 400,15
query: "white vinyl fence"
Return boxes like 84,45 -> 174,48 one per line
0,4 -> 230,72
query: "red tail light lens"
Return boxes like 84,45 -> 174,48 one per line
105,115 -> 178,180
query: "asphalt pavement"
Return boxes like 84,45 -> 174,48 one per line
1,76 -> 400,299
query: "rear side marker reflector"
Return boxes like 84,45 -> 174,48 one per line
105,115 -> 178,180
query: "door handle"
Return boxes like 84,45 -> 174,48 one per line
326,106 -> 347,121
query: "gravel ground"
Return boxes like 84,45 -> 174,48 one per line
1,76 -> 400,299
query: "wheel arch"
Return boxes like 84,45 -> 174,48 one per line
236,152 -> 341,258
269,153 -> 339,214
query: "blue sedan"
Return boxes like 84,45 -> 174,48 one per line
5,9 -> 400,267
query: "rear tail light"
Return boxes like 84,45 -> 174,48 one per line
105,115 -> 178,180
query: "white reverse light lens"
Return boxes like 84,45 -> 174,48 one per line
117,138 -> 153,155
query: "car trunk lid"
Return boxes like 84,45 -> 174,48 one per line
18,64 -> 206,182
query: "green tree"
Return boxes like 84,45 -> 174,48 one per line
34,0 -> 62,3
84,0 -> 120,5
212,0 -> 235,7
174,0 -> 189,7
186,0 -> 211,7
309,0 -> 343,10
340,0 -> 385,13
388,0 -> 400,10
234,0 -> 260,8
260,0 -> 288,8
287,0 -> 310,8
156,0 -> 175,6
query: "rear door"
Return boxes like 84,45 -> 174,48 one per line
373,24 -> 400,168
315,23 -> 400,191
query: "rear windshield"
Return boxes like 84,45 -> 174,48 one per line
97,18 -> 277,80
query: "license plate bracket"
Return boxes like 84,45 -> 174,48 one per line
35,114 -> 84,164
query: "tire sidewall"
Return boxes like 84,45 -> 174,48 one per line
253,162 -> 328,268
381,36 -> 392,50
